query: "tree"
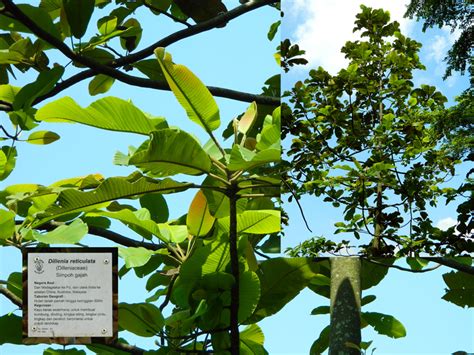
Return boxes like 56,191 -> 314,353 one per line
404,0 -> 473,82
0,1 -> 306,354
282,5 -> 474,354
284,5 -> 473,257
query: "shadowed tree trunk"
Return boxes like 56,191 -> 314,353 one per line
329,257 -> 361,354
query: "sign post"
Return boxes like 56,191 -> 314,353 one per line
23,248 -> 118,344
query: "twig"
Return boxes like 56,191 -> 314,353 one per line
142,0 -> 191,27
282,178 -> 312,232
159,275 -> 177,311
254,249 -> 271,259
0,286 -> 22,307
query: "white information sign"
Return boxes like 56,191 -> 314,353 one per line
27,252 -> 113,338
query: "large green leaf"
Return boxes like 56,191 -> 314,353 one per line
34,173 -> 191,226
187,190 -> 215,236
0,314 -> 22,345
239,271 -> 260,323
173,237 -> 229,308
7,272 -> 22,300
139,193 -> 168,223
155,47 -> 220,133
310,325 -> 330,355
36,97 -> 166,135
240,324 -> 266,355
362,312 -> 406,338
0,146 -> 17,181
133,59 -> 166,82
0,209 -> 15,240
361,258 -> 393,290
218,210 -> 280,234
119,247 -> 156,268
228,145 -> 280,172
173,0 -> 227,24
14,66 -> 64,110
128,129 -> 212,176
64,0 -> 95,38
32,219 -> 88,244
442,271 -> 474,308
0,84 -> 20,103
118,302 -> 164,337
88,74 -> 115,96
247,257 -> 320,323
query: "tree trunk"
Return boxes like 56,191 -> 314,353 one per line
329,257 -> 361,355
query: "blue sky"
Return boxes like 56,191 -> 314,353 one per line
1,0 -> 473,354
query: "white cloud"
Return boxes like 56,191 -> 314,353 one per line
428,34 -> 450,64
436,217 -> 457,231
424,27 -> 461,86
284,0 -> 414,74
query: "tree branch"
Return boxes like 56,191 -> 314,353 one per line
422,257 -> 474,275
29,222 -> 166,251
0,286 -> 22,307
1,0 -> 279,107
111,0 -> 279,68
362,258 -> 442,273
110,342 -> 146,355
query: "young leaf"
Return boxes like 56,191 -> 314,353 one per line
64,0 -> 95,39
154,47 -> 220,133
88,74 -> 115,96
238,101 -> 258,134
25,131 -> 60,145
187,190 -> 215,236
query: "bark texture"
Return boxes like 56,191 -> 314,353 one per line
329,257 -> 361,355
